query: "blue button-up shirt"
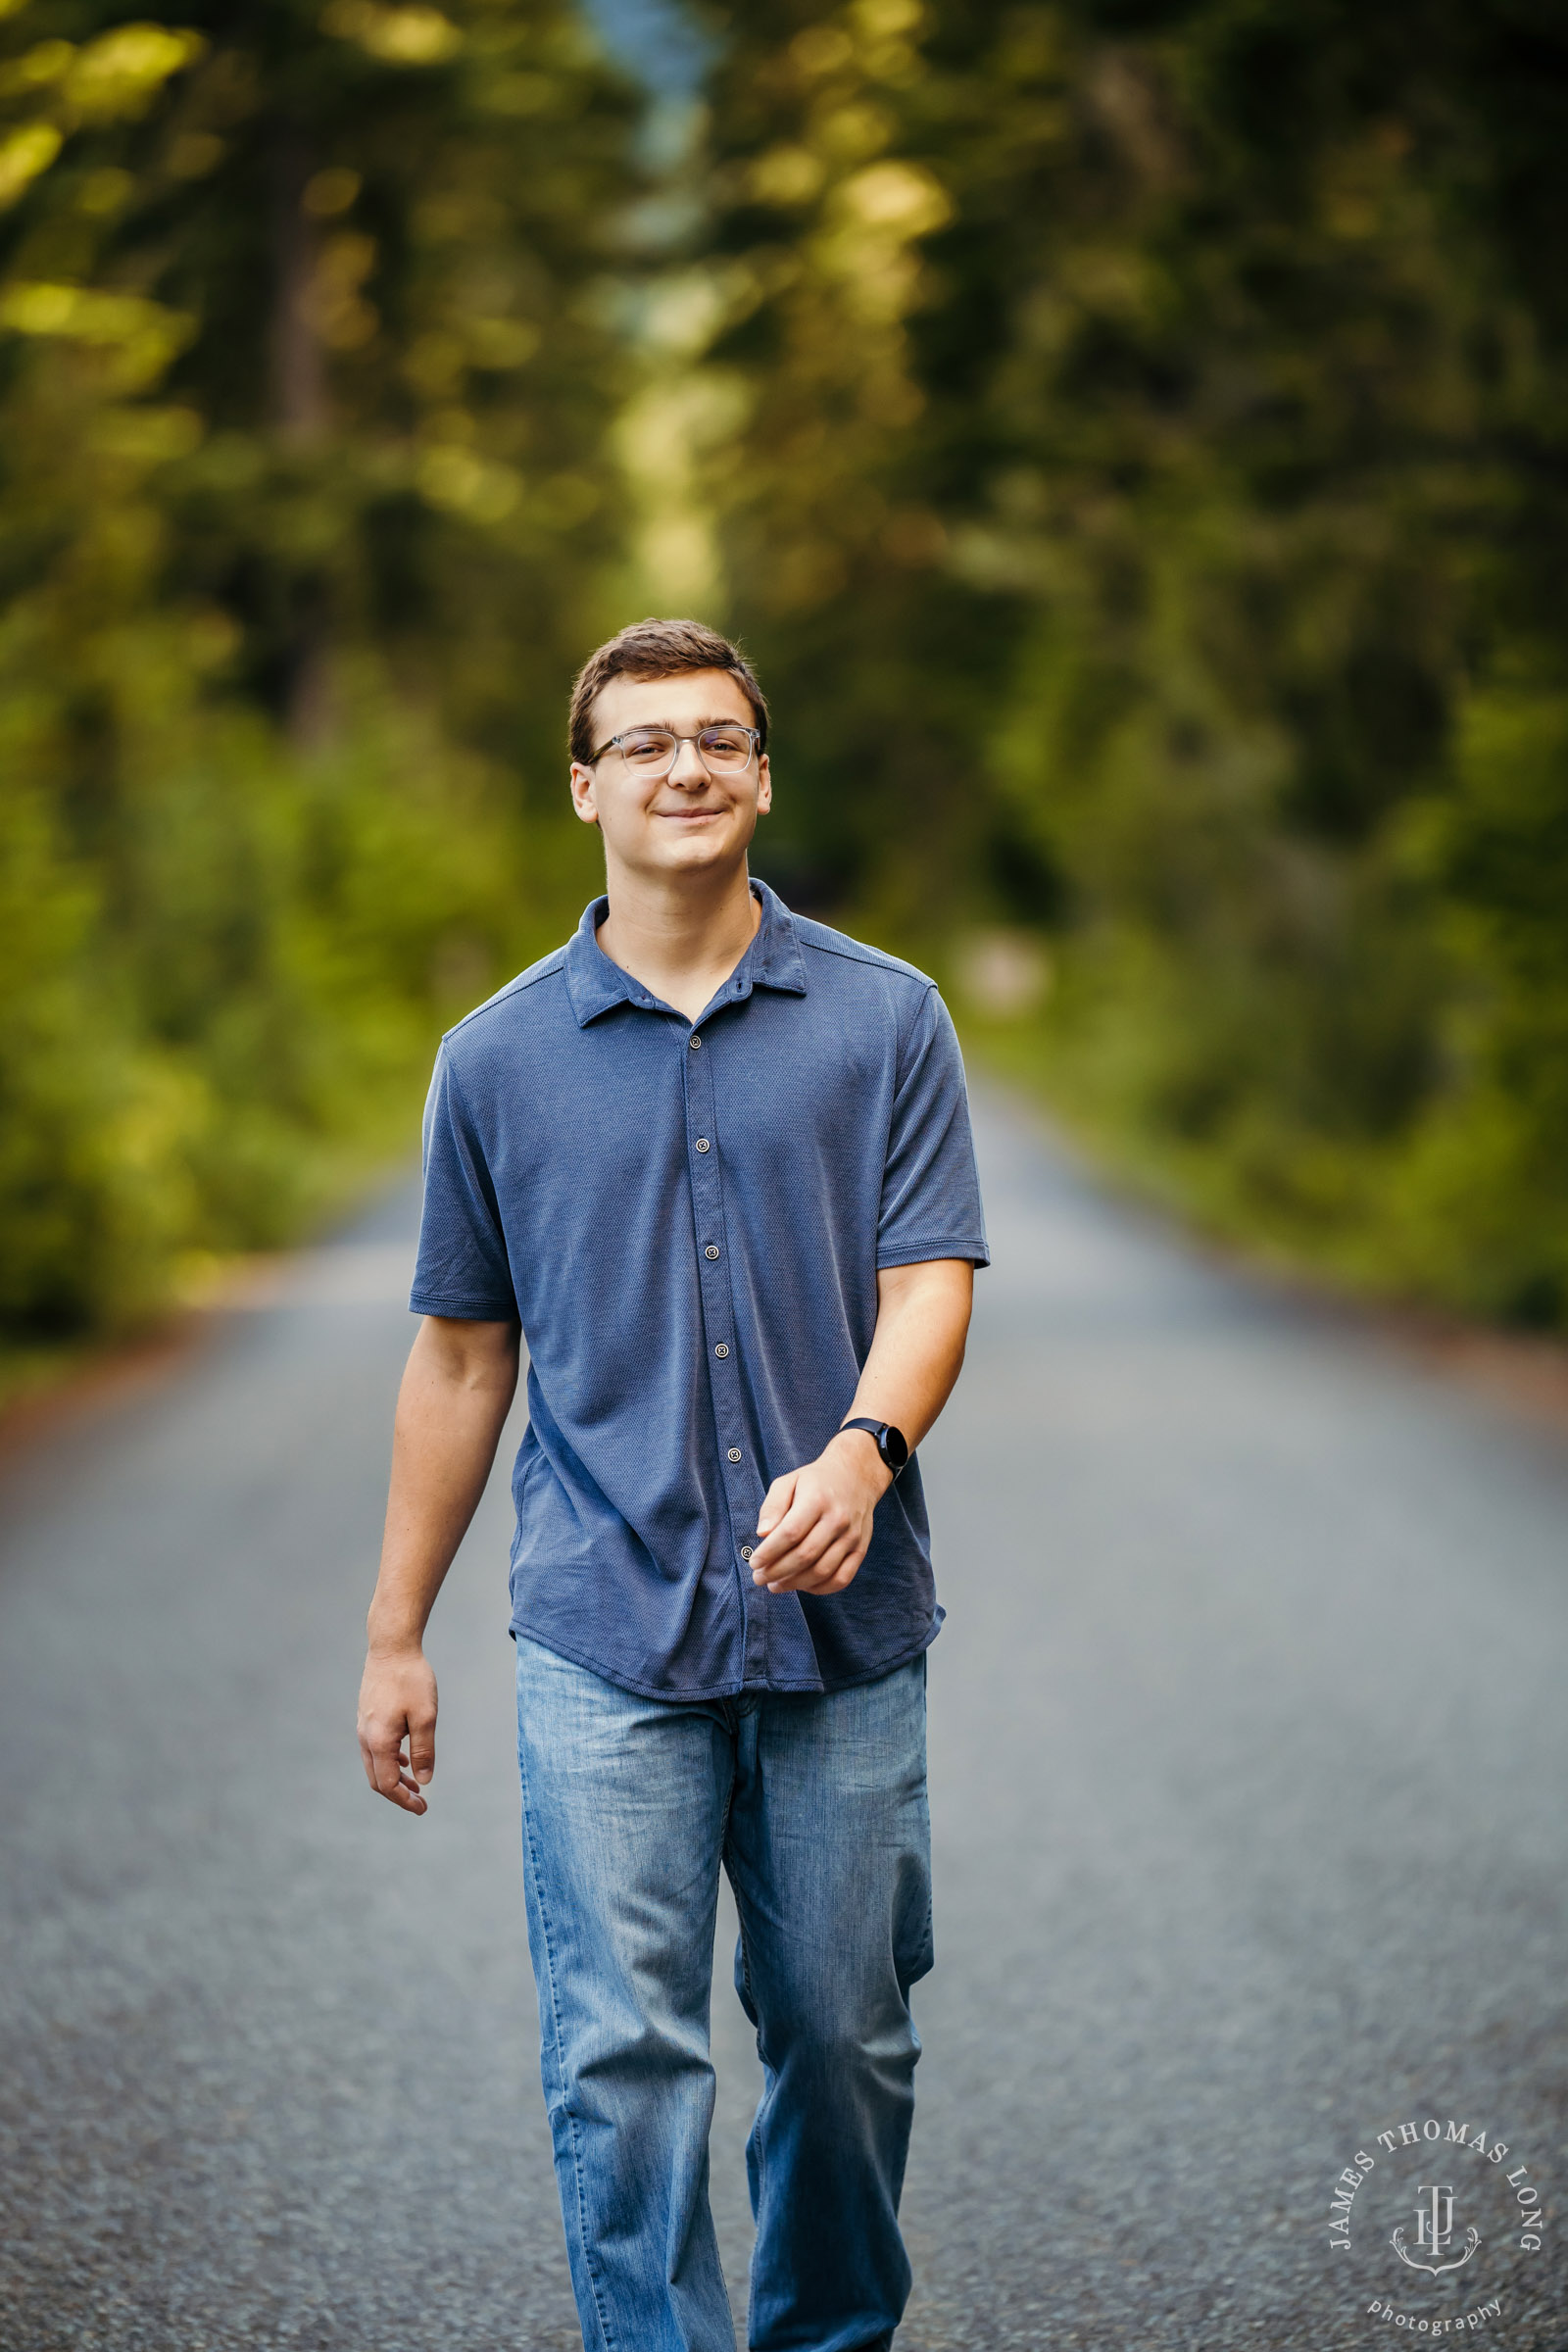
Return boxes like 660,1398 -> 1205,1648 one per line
411,880 -> 989,1698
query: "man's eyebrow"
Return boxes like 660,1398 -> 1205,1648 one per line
617,713 -> 753,731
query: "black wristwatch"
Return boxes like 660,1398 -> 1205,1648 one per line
839,1418 -> 909,1477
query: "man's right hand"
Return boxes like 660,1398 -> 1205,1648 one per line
356,1312 -> 518,1819
358,1645 -> 439,1816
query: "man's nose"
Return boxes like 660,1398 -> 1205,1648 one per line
668,739 -> 711,786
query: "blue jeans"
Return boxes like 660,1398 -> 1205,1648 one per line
514,1637 -> 933,2352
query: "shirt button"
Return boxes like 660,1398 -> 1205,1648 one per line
727,1446 -> 742,1462
705,1245 -> 719,1260
695,1137 -> 710,1152
740,1544 -> 754,1561
714,1343 -> 729,1358
688,1034 -> 702,1050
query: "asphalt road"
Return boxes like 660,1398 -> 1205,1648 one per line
2,1088 -> 1565,2352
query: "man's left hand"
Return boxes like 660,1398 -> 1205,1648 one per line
750,1431 -> 892,1595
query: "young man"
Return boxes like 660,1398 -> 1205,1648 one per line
357,617 -> 988,2352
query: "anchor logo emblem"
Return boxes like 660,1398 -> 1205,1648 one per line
1392,2184 -> 1481,2278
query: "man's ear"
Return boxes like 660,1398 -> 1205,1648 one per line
756,755 -> 771,817
568,762 -> 600,826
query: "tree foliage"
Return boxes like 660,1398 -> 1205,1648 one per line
0,0 -> 633,1339
5,0 -> 1568,1350
684,0 -> 1568,1324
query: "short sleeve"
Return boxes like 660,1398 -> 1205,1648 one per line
877,987 -> 990,1270
409,1044 -> 518,1319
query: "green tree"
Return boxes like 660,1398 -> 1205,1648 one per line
683,0 -> 1568,1324
0,0 -> 638,1345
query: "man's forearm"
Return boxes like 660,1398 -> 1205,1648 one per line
359,1316 -> 519,1816
750,1258 -> 974,1594
368,1316 -> 520,1649
836,1257 -> 973,1456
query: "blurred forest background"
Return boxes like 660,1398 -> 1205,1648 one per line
2,0 -> 1566,1384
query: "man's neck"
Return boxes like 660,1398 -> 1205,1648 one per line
594,858 -> 762,1025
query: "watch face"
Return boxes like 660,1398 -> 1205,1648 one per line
881,1423 -> 909,1471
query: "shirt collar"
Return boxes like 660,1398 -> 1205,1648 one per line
562,877 -> 808,1028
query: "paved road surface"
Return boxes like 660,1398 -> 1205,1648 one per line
2,1090 -> 1565,2351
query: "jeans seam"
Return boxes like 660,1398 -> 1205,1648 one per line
726,1875 -> 770,2336
730,1889 -> 755,2012
720,1718 -> 750,2013
517,1722 -> 620,2352
726,1716 -> 771,2342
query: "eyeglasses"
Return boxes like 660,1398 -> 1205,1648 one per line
589,724 -> 761,776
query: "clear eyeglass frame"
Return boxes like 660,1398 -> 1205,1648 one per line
589,724 -> 760,777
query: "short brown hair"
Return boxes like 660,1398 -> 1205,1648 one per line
568,617 -> 770,765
